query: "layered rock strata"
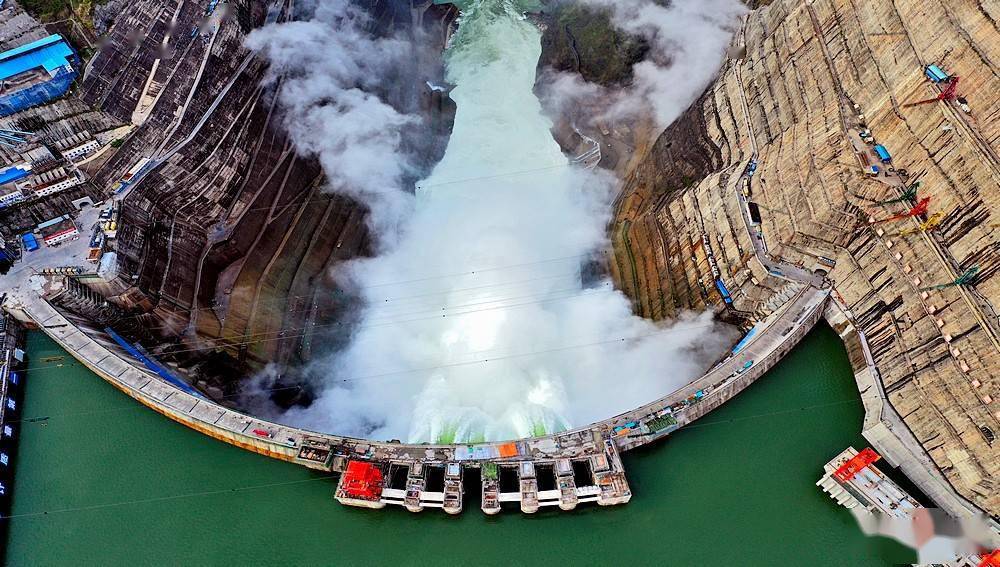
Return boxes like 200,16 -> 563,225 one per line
610,0 -> 999,515
80,0 -> 456,382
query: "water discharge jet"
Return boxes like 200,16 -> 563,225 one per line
260,0 -> 738,442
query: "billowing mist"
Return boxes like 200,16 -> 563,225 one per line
245,0 -> 417,237
247,0 -> 741,442
542,0 -> 747,128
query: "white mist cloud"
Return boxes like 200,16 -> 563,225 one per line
542,0 -> 747,129
245,0 -> 417,238
267,2 -> 738,443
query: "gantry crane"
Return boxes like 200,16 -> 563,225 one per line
878,184 -> 919,206
904,76 -> 961,108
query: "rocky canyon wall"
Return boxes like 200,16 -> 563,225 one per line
610,0 -> 999,515
85,0 -> 456,386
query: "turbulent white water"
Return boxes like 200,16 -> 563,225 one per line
281,0 -> 736,442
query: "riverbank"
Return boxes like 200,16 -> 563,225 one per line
5,326 -> 916,565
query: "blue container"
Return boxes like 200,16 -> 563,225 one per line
925,65 -> 949,83
874,145 -> 891,163
715,279 -> 734,304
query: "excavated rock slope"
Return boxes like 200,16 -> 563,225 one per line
613,0 -> 999,514
84,0 -> 454,376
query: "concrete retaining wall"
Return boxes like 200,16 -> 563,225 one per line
824,296 -> 994,522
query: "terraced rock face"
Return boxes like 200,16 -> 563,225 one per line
81,0 -> 456,385
609,0 -> 999,514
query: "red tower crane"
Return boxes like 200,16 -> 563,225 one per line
870,197 -> 932,224
904,76 -> 961,108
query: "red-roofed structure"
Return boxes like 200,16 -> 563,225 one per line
341,461 -> 383,501
979,550 -> 1000,567
834,447 -> 881,481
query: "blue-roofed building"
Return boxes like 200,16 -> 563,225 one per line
21,233 -> 38,251
873,144 -> 892,163
0,34 -> 78,116
0,164 -> 30,185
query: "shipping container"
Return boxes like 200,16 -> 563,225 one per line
925,65 -> 949,83
873,145 -> 891,163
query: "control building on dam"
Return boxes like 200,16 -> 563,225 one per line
6,277 -> 829,516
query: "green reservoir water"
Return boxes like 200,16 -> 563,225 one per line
5,326 -> 916,565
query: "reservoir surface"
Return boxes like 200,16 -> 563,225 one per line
6,326 -> 916,565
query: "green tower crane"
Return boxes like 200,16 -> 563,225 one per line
920,266 -> 980,291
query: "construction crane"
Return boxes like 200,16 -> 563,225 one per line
920,266 -> 979,291
904,76 -> 960,108
855,182 -> 919,206
896,211 -> 944,236
870,197 -> 931,224
878,184 -> 919,206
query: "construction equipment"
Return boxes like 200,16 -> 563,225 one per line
870,197 -> 931,224
921,266 -> 980,291
880,184 -> 919,206
854,183 -> 918,206
896,211 -> 944,236
904,76 -> 961,108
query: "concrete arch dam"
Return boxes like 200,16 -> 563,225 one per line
12,284 -> 828,515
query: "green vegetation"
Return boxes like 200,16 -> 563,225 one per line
538,4 -> 648,87
110,138 -> 124,148
19,0 -> 96,28
646,414 -> 678,433
481,462 -> 498,480
21,0 -> 79,21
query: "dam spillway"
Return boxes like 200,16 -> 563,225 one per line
274,0 -> 738,443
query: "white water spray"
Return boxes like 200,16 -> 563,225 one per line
270,0 -> 737,443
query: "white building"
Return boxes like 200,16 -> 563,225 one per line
32,172 -> 84,198
62,139 -> 101,162
37,215 -> 79,246
0,188 -> 24,208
